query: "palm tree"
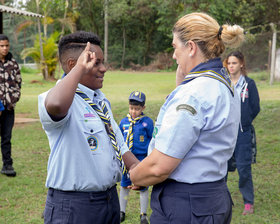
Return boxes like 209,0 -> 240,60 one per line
21,31 -> 60,80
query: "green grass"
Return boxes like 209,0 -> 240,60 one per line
0,70 -> 279,223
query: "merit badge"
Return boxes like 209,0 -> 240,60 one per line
176,104 -> 197,116
140,135 -> 144,142
87,135 -> 98,151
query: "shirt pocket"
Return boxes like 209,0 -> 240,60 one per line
81,118 -> 105,154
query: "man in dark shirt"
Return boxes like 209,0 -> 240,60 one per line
0,34 -> 22,177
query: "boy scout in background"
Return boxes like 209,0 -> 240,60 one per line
119,91 -> 154,224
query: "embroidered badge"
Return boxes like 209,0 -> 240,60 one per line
176,104 -> 197,115
152,127 -> 158,138
123,124 -> 130,130
140,135 -> 144,142
241,88 -> 249,99
87,135 -> 98,151
142,122 -> 147,127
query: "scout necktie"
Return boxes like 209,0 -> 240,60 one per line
75,88 -> 128,176
126,113 -> 143,150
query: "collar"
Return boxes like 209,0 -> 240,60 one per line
235,75 -> 245,88
1,52 -> 12,62
180,58 -> 233,96
127,112 -> 144,120
77,83 -> 105,101
189,58 -> 223,74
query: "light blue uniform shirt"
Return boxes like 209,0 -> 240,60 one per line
38,83 -> 128,191
148,77 -> 240,184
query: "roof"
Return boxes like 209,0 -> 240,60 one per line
0,5 -> 43,18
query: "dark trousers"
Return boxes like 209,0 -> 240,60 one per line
44,185 -> 120,224
235,128 -> 254,205
0,109 -> 15,166
227,127 -> 254,205
150,179 -> 232,224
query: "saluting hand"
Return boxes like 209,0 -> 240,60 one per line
76,42 -> 97,73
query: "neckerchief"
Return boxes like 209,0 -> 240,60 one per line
126,113 -> 144,150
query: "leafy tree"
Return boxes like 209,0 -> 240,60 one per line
20,32 -> 60,80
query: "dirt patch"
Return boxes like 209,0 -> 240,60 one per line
14,114 -> 39,125
15,117 -> 39,124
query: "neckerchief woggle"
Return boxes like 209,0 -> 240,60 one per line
180,58 -> 234,96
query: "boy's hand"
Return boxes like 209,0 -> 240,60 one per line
127,185 -> 146,191
76,42 -> 96,73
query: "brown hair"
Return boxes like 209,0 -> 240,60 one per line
224,51 -> 247,76
173,12 -> 244,60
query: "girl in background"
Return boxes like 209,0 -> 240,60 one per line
224,51 -> 260,215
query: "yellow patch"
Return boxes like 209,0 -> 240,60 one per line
140,135 -> 144,142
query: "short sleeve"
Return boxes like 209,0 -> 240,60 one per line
38,91 -> 70,130
155,94 -> 205,159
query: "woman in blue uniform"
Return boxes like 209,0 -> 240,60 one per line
224,51 -> 260,215
130,12 -> 244,224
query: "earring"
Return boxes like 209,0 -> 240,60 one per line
189,54 -> 192,57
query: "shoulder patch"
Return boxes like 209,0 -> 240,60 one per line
176,104 -> 197,115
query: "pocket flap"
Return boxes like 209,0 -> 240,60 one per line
190,192 -> 227,216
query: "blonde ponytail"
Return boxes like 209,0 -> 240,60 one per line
173,12 -> 245,59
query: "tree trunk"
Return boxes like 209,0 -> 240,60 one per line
121,27 -> 126,69
36,0 -> 48,80
104,0 -> 108,64
61,0 -> 69,36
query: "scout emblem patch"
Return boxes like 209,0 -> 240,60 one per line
87,135 -> 98,151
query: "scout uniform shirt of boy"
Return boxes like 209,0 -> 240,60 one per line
38,83 -> 128,192
119,114 -> 154,158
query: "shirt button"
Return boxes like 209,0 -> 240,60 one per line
113,156 -> 115,160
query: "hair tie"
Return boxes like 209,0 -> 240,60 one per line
218,26 -> 223,40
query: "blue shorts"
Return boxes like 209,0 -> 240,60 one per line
150,179 -> 233,224
121,154 -> 148,191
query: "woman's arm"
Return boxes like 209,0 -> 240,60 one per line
129,149 -> 181,186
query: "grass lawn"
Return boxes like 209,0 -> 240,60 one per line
0,69 -> 279,223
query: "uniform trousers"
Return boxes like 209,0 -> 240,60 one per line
44,185 -> 120,224
234,127 -> 254,205
150,178 -> 232,224
0,109 -> 15,166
